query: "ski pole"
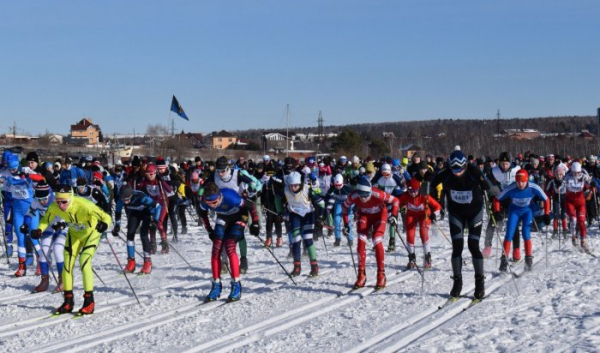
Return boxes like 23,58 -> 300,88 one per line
394,227 -> 424,280
92,267 -> 106,286
104,235 -> 141,305
168,242 -> 194,269
29,232 -> 59,287
253,233 -> 297,286
0,192 -> 10,265
317,221 -> 329,258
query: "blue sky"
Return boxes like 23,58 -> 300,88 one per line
1,1 -> 598,136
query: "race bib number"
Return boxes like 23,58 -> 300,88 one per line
450,190 -> 473,204
408,203 -> 425,212
12,185 -> 29,199
512,197 -> 532,208
289,205 -> 310,217
146,184 -> 160,197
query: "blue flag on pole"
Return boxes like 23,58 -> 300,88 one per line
170,95 -> 189,121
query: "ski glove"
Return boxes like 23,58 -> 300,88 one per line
30,229 -> 42,240
250,223 -> 260,236
19,224 -> 29,235
343,224 -> 351,236
388,216 -> 398,227
543,214 -> 551,225
554,179 -> 563,187
96,221 -> 109,233
112,225 -> 121,236
429,213 -> 436,223
52,221 -> 67,232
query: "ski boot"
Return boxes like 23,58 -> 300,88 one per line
512,248 -> 521,262
386,237 -> 396,252
309,261 -> 319,277
124,257 -> 136,273
205,280 -> 222,302
53,278 -> 63,293
78,291 -> 95,315
525,256 -> 533,271
181,227 -> 187,235
424,252 -> 432,270
450,275 -> 462,298
240,256 -> 248,275
375,270 -> 386,290
406,253 -> 417,269
14,258 -> 26,277
572,236 -> 578,247
474,274 -> 485,300
581,239 -> 590,252
33,274 -> 50,292
54,291 -> 75,315
333,239 -> 341,247
552,229 -> 558,239
499,255 -> 508,272
228,281 -> 242,302
161,240 -> 169,254
291,261 -> 301,277
276,237 -> 283,247
264,237 -> 272,247
353,268 -> 367,289
482,246 -> 492,259
139,258 -> 152,274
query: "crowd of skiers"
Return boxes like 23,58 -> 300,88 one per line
0,146 -> 597,314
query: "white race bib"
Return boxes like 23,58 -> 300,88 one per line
450,190 -> 473,204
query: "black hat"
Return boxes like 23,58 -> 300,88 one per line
34,180 -> 50,198
131,156 -> 141,167
65,157 -> 73,164
120,184 -> 134,201
194,156 -> 202,162
498,152 -> 511,163
26,152 -> 39,163
216,156 -> 229,170
419,160 -> 429,169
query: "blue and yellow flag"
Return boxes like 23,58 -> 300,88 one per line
170,95 -> 189,121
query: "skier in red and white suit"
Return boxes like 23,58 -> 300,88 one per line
396,178 -> 441,270
342,176 -> 399,290
564,161 -> 593,250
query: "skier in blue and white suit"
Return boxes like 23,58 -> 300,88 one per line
4,154 -> 39,277
325,174 -> 354,247
0,150 -> 16,258
494,169 -> 550,272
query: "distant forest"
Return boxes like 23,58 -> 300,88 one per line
233,115 -> 600,159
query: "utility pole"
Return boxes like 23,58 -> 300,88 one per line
317,111 -> 324,143
496,109 -> 501,136
286,104 -> 289,157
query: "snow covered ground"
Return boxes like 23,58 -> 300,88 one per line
0,211 -> 599,352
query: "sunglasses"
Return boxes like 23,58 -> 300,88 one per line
56,200 -> 70,205
36,196 -> 50,203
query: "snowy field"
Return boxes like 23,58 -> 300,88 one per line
0,210 -> 599,353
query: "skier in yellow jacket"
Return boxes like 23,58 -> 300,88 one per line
31,184 -> 111,316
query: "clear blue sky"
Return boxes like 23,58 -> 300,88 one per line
1,1 -> 598,136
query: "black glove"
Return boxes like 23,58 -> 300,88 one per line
343,224 -> 350,236
149,221 -> 157,232
96,221 -> 108,233
555,179 -> 563,187
19,224 -> 29,235
543,214 -> 551,225
30,229 -> 42,240
250,223 -> 260,236
52,221 -> 67,232
208,230 -> 217,241
113,225 -> 121,234
429,213 -> 436,223
388,216 -> 398,227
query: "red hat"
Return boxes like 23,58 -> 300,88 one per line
408,178 -> 421,191
92,171 -> 103,181
516,169 -> 529,182
146,164 -> 157,174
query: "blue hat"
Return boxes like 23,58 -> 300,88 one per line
448,151 -> 467,172
392,158 -> 400,167
7,154 -> 20,169
356,176 -> 372,198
